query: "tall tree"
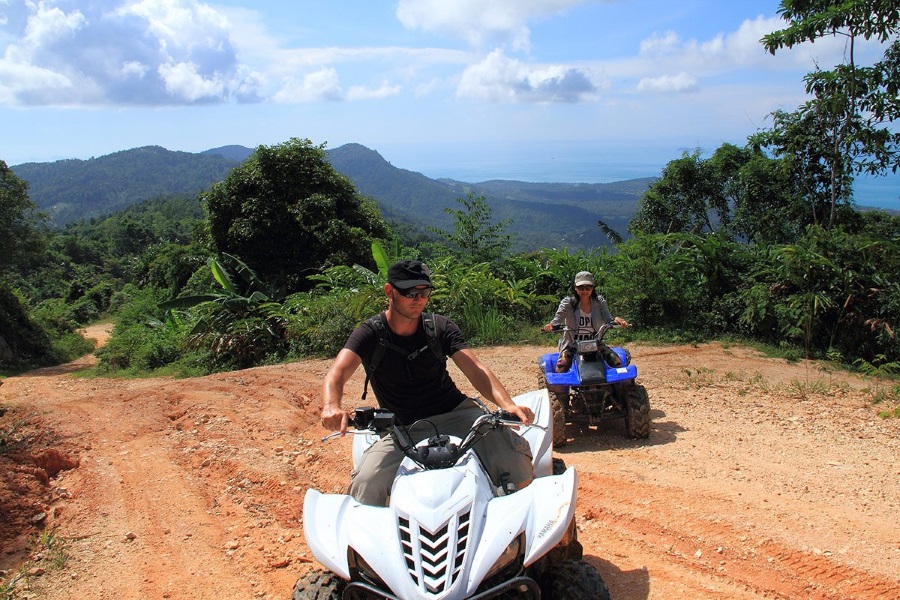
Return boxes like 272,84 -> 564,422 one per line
629,150 -> 728,236
724,144 -> 805,244
201,138 -> 390,293
630,144 -> 802,244
760,0 -> 900,225
751,106 -> 856,228
428,192 -> 512,264
0,160 -> 45,275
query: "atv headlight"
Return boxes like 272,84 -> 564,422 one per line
577,339 -> 599,353
484,533 -> 524,581
348,548 -> 388,590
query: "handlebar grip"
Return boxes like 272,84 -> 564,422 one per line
497,410 -> 520,423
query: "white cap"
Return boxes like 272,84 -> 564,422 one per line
574,271 -> 594,286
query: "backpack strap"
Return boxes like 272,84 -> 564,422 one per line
420,312 -> 447,365
360,312 -> 446,401
361,312 -> 388,401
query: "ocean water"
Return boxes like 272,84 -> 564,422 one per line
856,173 -> 900,211
377,141 -> 900,212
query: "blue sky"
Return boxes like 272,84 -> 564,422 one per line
0,0 -> 888,185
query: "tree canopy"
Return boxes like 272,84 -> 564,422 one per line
758,0 -> 900,226
629,144 -> 807,244
428,192 -> 512,264
0,160 -> 45,275
201,138 -> 391,294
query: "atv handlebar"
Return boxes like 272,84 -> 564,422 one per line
322,407 -> 543,470
543,321 -> 623,339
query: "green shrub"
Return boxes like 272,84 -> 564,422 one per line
284,289 -> 379,358
96,285 -> 187,373
458,299 -> 511,345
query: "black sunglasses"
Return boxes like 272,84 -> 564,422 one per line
575,285 -> 594,291
395,286 -> 433,299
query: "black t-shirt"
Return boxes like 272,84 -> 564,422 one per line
344,313 -> 469,425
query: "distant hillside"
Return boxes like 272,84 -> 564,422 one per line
202,145 -> 254,162
324,143 -> 464,234
12,143 -> 652,251
326,143 -> 650,251
453,178 -> 653,250
12,146 -> 240,225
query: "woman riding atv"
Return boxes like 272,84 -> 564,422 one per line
542,271 -> 629,372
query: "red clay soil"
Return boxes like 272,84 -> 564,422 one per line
1,323 -> 898,599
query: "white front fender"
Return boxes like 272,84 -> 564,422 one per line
523,466 -> 578,565
303,490 -> 357,579
513,389 -> 554,478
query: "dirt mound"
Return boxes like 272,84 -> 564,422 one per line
1,328 -> 898,599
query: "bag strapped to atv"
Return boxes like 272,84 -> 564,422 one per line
360,312 -> 446,401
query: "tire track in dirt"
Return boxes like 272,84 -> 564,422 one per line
3,338 -> 899,600
574,470 -> 900,600
23,381 -> 260,599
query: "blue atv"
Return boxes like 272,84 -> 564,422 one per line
538,322 -> 651,447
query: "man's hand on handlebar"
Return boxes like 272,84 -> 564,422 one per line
504,404 -> 534,425
321,404 -> 350,434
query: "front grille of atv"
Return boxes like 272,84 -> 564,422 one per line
399,509 -> 471,595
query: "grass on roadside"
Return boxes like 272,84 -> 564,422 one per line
0,528 -> 69,600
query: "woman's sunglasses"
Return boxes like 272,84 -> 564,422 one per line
395,287 -> 433,299
575,285 -> 594,291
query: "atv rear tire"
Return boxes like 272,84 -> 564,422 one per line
292,569 -> 345,600
623,383 -> 651,439
539,559 -> 610,600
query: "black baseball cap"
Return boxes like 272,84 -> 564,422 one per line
387,260 -> 432,290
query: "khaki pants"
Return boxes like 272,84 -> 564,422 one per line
348,399 -> 534,506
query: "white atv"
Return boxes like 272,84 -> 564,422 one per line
293,389 -> 610,600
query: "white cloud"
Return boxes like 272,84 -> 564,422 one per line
0,59 -> 73,104
158,60 -> 226,102
637,72 -> 698,94
619,15 -> 850,97
413,76 -> 449,97
347,81 -> 402,101
0,0 -> 257,106
120,60 -> 148,77
22,2 -> 86,45
637,18 -> 777,72
457,49 -> 598,103
0,1 -> 880,119
232,65 -> 266,103
636,15 -> 860,75
272,68 -> 343,103
396,0 -> 589,51
119,0 -> 230,48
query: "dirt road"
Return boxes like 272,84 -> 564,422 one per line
1,324 -> 899,599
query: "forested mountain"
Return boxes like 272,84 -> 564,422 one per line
201,145 -> 255,162
325,143 -> 650,251
12,146 -> 240,226
11,143 -> 651,251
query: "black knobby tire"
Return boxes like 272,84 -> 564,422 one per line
539,559 -> 610,600
623,383 -> 651,439
548,387 -> 568,448
552,457 -> 566,475
539,371 -> 569,448
292,569 -> 345,600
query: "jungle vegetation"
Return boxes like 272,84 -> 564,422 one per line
0,1 -> 897,388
